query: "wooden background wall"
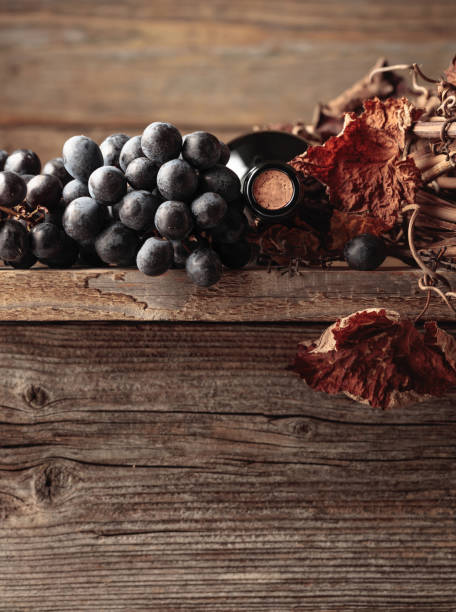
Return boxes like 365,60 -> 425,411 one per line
0,0 -> 455,162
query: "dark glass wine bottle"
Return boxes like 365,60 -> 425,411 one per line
227,131 -> 307,221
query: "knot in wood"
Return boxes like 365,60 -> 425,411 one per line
292,420 -> 311,436
35,462 -> 73,505
24,384 -> 48,408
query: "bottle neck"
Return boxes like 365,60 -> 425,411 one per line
242,161 -> 302,221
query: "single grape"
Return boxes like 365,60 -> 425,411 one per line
5,149 -> 41,175
62,135 -> 103,182
43,157 -> 72,186
190,192 -> 227,229
0,150 -> 7,171
88,165 -> 127,205
156,159 -> 198,201
141,122 -> 182,164
136,237 -> 173,276
344,233 -> 387,271
30,222 -> 67,260
100,133 -> 130,168
186,247 -> 222,287
218,141 -> 231,165
26,174 -> 63,210
0,219 -> 30,263
182,131 -> 221,170
119,135 -> 143,172
6,249 -> 37,269
62,196 -> 107,241
210,209 -> 246,244
95,222 -> 140,265
118,189 -> 160,232
154,200 -> 193,240
62,179 -> 90,205
40,234 -> 79,268
199,164 -> 241,202
214,240 -> 252,269
0,171 -> 26,206
125,157 -> 160,191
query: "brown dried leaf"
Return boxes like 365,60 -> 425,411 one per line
255,223 -> 321,266
290,97 -> 423,231
289,308 -> 456,409
443,55 -> 456,87
326,209 -> 386,252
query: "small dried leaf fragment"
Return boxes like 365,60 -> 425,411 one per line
289,309 -> 456,409
443,55 -> 456,87
255,222 -> 321,266
290,97 -> 423,231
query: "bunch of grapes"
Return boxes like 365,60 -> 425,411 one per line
0,123 -> 252,286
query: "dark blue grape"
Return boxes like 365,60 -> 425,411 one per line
62,135 -> 103,182
119,136 -> 143,172
26,174 -> 63,210
0,219 -> 30,263
40,234 -> 79,268
6,249 -> 37,269
118,190 -> 160,232
95,222 -> 140,266
186,248 -> 222,287
171,240 -> 190,269
199,165 -> 240,202
78,240 -> 104,267
43,157 -> 72,185
210,209 -> 246,244
154,200 -> 193,240
88,165 -> 127,205
30,222 -> 67,260
0,171 -> 26,207
62,196 -> 107,241
190,192 -> 227,229
156,159 -> 198,201
5,149 -> 41,175
141,122 -> 182,164
0,150 -> 7,171
218,141 -> 231,165
344,233 -> 387,271
44,208 -> 64,227
182,131 -> 221,170
214,240 -> 252,269
100,133 -> 130,168
125,157 -> 160,191
62,179 -> 90,205
136,237 -> 173,276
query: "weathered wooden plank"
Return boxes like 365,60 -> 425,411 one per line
0,266 -> 453,322
0,0 -> 454,161
1,323 -> 456,611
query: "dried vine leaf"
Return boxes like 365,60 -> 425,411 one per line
255,223 -> 321,266
326,209 -> 386,252
443,55 -> 456,86
290,97 -> 423,231
289,308 -> 456,409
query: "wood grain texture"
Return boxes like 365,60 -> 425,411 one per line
0,0 -> 455,160
0,266 -> 454,322
1,323 -> 456,611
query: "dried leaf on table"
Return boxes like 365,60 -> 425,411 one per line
254,223 -> 321,266
325,209 -> 386,252
290,97 -> 423,232
289,308 -> 456,409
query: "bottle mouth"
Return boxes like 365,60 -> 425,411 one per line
243,161 -> 300,219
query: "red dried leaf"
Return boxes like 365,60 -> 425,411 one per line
290,97 -> 423,231
289,309 -> 456,409
254,223 -> 321,266
443,55 -> 456,87
326,209 -> 386,252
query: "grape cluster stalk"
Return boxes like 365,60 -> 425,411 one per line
0,124 -> 252,287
